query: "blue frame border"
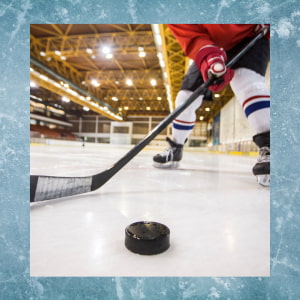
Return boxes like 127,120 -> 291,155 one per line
1,0 -> 299,299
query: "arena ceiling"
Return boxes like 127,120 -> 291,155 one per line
30,24 -> 233,122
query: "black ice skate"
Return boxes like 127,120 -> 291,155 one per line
153,137 -> 184,168
252,131 -> 270,187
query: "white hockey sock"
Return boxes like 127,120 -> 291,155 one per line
172,122 -> 194,144
230,68 -> 270,134
242,95 -> 270,133
172,90 -> 203,145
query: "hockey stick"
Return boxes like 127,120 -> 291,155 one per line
30,27 -> 268,202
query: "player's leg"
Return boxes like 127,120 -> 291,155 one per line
153,63 -> 204,168
230,68 -> 270,186
153,89 -> 203,168
252,131 -> 270,186
229,36 -> 270,186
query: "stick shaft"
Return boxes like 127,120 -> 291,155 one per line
226,28 -> 268,68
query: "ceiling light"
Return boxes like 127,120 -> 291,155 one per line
83,106 -> 90,111
124,106 -> 129,110
106,53 -> 113,59
199,116 -> 204,121
146,107 -> 151,110
62,96 -> 70,103
139,97 -> 143,100
150,79 -> 157,86
61,56 -> 66,60
86,48 -> 93,54
54,50 -> 61,56
67,89 -> 78,96
126,79 -> 133,86
157,96 -> 162,100
91,79 -> 100,87
112,96 -> 118,101
139,51 -> 146,57
91,55 -> 96,59
115,81 -> 119,85
102,46 -> 111,54
205,107 -> 210,111
40,51 -> 46,57
39,74 -> 49,81
86,96 -> 91,101
157,53 -> 165,68
152,25 -> 162,46
30,81 -> 37,88
214,93 -> 220,98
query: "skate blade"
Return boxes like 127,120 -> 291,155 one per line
256,174 -> 270,187
153,161 -> 180,169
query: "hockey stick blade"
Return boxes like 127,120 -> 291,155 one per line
30,28 -> 268,202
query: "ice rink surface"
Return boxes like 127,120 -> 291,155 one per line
30,143 -> 269,277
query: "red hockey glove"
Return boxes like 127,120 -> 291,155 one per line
195,45 -> 234,92
255,24 -> 270,35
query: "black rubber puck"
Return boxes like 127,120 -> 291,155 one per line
125,221 -> 170,255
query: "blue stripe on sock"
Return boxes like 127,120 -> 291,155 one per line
173,123 -> 194,130
245,101 -> 270,117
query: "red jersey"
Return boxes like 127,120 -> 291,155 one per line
167,24 -> 265,61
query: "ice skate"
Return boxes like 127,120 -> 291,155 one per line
252,132 -> 270,187
153,137 -> 183,168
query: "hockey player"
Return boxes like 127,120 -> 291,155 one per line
153,24 -> 270,186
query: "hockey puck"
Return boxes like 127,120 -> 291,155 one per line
125,221 -> 170,255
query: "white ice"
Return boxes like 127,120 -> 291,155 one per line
30,143 -> 269,277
